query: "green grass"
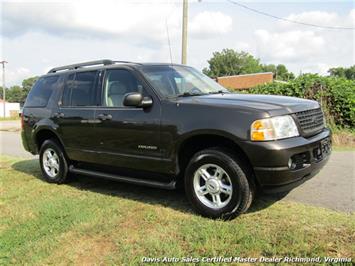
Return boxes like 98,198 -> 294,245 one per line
330,127 -> 355,150
0,117 -> 20,121
333,146 -> 355,151
0,155 -> 354,265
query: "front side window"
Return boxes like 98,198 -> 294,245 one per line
140,65 -> 228,97
103,69 -> 145,107
25,76 -> 59,107
62,71 -> 98,106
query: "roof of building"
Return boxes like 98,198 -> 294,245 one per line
217,72 -> 274,90
217,72 -> 273,79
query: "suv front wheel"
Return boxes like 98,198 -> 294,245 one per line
185,148 -> 252,220
39,139 -> 69,184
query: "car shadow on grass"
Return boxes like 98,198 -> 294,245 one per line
12,159 -> 288,216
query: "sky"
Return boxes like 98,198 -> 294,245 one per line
0,0 -> 354,86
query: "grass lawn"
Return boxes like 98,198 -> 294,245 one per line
0,155 -> 354,265
0,117 -> 20,121
331,127 -> 355,150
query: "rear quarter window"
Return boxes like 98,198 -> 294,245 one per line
25,76 -> 59,107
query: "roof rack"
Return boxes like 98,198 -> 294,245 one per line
47,59 -> 136,73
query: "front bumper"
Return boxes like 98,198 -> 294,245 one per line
239,128 -> 331,193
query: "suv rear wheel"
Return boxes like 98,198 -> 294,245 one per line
39,139 -> 69,184
185,148 -> 252,219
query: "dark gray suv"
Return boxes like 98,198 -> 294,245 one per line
21,60 -> 331,219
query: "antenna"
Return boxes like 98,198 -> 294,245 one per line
165,19 -> 173,65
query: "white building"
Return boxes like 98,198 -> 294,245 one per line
0,99 -> 20,117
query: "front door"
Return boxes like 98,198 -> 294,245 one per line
92,68 -> 166,174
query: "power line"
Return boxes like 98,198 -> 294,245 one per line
226,0 -> 355,30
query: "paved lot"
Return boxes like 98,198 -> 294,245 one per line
0,130 -> 35,158
280,151 -> 354,213
0,120 -> 32,158
0,123 -> 354,213
0,120 -> 21,131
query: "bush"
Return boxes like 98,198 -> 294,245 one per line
246,74 -> 355,129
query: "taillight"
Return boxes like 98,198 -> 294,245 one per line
21,113 -> 24,129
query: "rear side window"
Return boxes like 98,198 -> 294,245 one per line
62,71 -> 98,107
25,76 -> 59,107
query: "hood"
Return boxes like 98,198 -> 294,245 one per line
176,93 -> 320,116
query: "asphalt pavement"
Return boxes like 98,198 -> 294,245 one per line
280,151 -> 354,213
0,130 -> 35,158
0,120 -> 354,213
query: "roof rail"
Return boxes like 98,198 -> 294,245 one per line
47,59 -> 136,73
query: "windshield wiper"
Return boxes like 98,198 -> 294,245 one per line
175,90 -> 228,98
208,90 -> 228,95
176,92 -> 206,97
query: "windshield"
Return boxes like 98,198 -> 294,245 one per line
140,65 -> 229,97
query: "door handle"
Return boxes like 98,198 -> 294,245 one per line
53,112 -> 65,118
97,114 -> 112,121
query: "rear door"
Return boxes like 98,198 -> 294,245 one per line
55,70 -> 102,163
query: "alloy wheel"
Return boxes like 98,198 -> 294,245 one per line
193,163 -> 233,209
42,148 -> 60,178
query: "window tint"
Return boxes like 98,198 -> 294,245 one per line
103,69 -> 145,107
25,76 -> 59,107
61,74 -> 75,106
62,71 -> 98,106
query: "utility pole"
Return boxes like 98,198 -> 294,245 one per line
181,0 -> 188,64
0,61 -> 7,118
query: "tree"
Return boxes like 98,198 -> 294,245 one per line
203,49 -> 294,81
275,64 -> 295,81
0,76 -> 38,104
22,76 -> 38,95
262,64 -> 276,74
202,49 -> 263,78
328,66 -> 355,80
6,86 -> 25,103
261,64 -> 294,80
328,67 -> 346,78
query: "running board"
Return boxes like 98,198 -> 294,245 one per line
69,166 -> 176,190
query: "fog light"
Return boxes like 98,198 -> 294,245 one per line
288,158 -> 296,169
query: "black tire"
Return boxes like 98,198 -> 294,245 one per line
184,148 -> 253,220
240,177 -> 256,214
39,139 -> 69,184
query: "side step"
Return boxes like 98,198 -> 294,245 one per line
69,166 -> 176,190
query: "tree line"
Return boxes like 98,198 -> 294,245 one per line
202,49 -> 355,82
0,76 -> 38,104
1,49 -> 354,104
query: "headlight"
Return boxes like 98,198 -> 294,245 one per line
251,115 -> 299,141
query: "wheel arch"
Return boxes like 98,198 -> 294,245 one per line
34,127 -> 65,153
176,132 -> 257,186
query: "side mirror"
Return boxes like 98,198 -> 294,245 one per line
123,93 -> 153,108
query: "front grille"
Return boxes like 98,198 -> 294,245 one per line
294,108 -> 324,136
